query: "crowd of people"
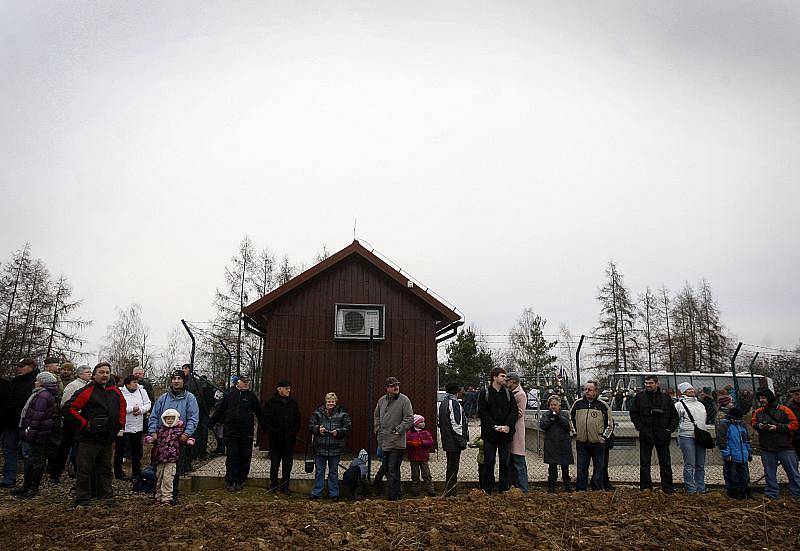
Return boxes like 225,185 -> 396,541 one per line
2,358 -> 799,507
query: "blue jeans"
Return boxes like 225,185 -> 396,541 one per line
760,449 -> 800,498
1,429 -> 20,484
311,455 -> 339,498
383,448 -> 404,500
510,454 -> 529,493
576,441 -> 605,491
678,436 -> 706,493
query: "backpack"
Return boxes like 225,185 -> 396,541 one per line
133,464 -> 157,494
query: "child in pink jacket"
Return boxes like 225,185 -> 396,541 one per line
406,414 -> 435,496
145,408 -> 194,505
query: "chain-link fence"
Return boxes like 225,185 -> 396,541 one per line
192,411 -> 794,489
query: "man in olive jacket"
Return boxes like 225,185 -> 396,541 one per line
373,376 -> 414,501
630,375 -> 679,494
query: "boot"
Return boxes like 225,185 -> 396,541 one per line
20,467 -> 43,499
743,487 -> 753,500
11,465 -> 32,496
547,478 -> 556,493
563,477 -> 573,493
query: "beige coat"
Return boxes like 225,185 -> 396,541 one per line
510,385 -> 527,455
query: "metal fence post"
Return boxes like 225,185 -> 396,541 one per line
731,341 -> 743,406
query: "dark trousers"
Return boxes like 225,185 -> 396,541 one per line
75,440 -> 114,501
225,438 -> 253,484
269,445 -> 293,487
481,440 -> 511,494
1,428 -> 20,484
576,441 -> 605,490
20,441 -> 48,491
602,441 -> 612,487
191,416 -> 209,459
114,431 -> 144,478
374,460 -> 387,482
383,448 -> 404,500
728,461 -> 750,495
444,451 -> 461,496
171,443 -> 190,501
639,439 -> 674,491
50,420 -> 78,480
548,463 -> 570,482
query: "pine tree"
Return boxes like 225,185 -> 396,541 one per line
594,260 -> 639,374
509,308 -> 557,385
439,327 -> 495,385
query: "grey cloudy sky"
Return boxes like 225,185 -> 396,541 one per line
2,1 -> 799,359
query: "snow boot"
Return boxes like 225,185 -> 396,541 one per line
547,478 -> 556,493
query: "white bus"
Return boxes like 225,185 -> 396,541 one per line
611,370 -> 774,394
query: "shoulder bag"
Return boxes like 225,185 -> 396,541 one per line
680,400 -> 715,449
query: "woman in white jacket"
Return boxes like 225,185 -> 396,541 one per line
115,374 -> 152,480
675,382 -> 709,494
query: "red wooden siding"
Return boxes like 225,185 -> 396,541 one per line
256,255 -> 442,454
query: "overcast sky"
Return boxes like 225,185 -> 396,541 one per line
2,1 -> 798,361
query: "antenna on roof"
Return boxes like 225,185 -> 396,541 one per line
353,218 -> 357,241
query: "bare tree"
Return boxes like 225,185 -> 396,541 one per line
101,303 -> 149,377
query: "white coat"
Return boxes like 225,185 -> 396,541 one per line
120,385 -> 152,433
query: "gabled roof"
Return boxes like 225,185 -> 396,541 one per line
242,240 -> 461,324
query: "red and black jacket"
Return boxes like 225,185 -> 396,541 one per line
751,404 -> 799,451
65,381 -> 126,443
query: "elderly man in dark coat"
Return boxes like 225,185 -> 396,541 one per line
261,379 -> 301,494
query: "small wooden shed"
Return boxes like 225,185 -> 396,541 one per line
242,240 -> 462,454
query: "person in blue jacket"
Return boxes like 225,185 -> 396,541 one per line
717,407 -> 752,499
148,369 -> 199,504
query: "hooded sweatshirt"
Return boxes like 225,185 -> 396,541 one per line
19,376 -> 59,443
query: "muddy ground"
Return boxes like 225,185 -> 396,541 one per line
0,485 -> 798,550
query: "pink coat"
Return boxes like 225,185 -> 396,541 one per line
406,428 -> 434,462
510,386 -> 527,456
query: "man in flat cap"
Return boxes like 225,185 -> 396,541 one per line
374,377 -> 413,500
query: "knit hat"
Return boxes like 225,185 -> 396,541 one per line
789,386 -> 800,394
161,408 -> 181,427
718,395 -> 733,409
727,407 -> 743,420
36,372 -> 57,385
678,382 -> 693,394
756,388 -> 776,404
506,372 -> 521,383
702,387 -> 712,395
276,379 -> 291,388
413,414 -> 425,430
358,449 -> 368,462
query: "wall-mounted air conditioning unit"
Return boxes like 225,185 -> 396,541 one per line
334,304 -> 385,340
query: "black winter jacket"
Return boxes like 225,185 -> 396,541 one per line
0,368 -> 39,431
262,393 -> 301,450
309,405 -> 351,457
64,381 -> 126,444
630,388 -> 679,445
478,385 -> 518,444
210,388 -> 262,440
438,394 -> 469,452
